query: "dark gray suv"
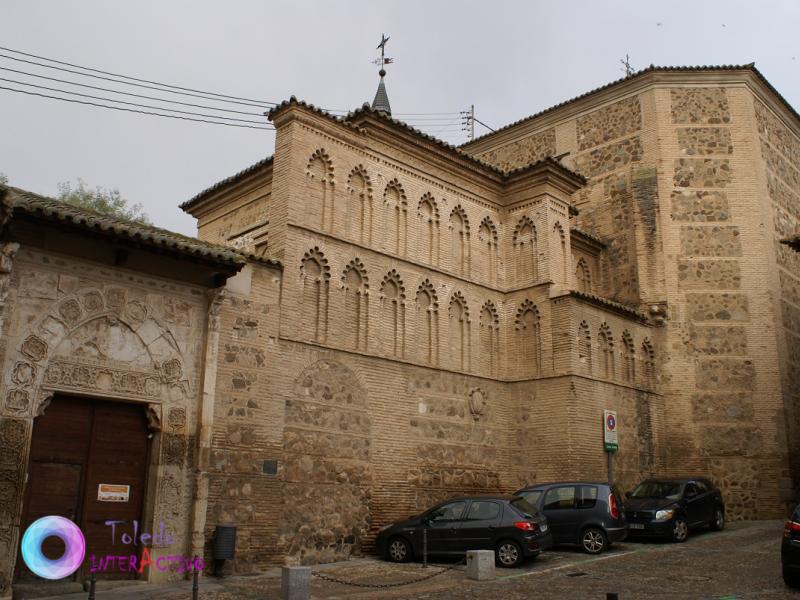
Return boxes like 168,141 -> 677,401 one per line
514,481 -> 627,554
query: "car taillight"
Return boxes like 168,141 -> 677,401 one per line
608,493 -> 619,519
515,521 -> 538,532
784,521 -> 800,537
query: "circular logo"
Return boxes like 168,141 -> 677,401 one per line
21,516 -> 85,580
606,414 -> 616,430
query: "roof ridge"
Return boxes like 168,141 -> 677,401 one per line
461,63 -> 786,147
5,185 -> 282,268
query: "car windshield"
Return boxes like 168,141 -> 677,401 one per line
510,497 -> 540,518
630,481 -> 682,500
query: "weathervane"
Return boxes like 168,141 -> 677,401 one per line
373,34 -> 394,73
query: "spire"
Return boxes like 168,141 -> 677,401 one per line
371,34 -> 393,116
372,69 -> 391,115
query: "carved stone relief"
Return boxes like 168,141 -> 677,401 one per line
468,387 -> 488,421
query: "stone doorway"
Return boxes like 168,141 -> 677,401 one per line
16,394 -> 151,582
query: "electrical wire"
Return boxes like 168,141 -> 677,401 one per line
0,85 -> 274,130
0,66 -> 267,116
0,53 -> 273,109
0,77 -> 269,124
0,46 -> 276,107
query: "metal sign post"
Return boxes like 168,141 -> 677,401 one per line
603,410 -> 618,484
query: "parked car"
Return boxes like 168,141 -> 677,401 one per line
783,503 -> 800,588
375,495 -> 552,568
514,481 -> 627,554
624,477 -> 725,542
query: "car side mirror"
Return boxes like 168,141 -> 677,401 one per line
625,491 -> 632,499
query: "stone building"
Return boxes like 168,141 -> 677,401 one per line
1,63 -> 799,593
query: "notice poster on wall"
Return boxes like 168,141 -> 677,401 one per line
97,484 -> 130,502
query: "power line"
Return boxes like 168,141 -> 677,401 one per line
0,77 -> 269,125
0,45 -> 277,107
0,85 -> 274,130
0,66 -> 268,117
0,46 -> 470,122
0,53 -> 274,109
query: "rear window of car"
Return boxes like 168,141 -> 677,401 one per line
466,501 -> 501,521
577,485 -> 598,509
509,497 -> 539,518
517,490 -> 542,508
543,486 -> 576,510
793,504 -> 800,521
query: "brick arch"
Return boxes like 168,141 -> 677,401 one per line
306,148 -> 335,184
345,165 -> 372,244
4,286 -> 187,417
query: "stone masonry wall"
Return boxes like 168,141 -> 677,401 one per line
755,98 -> 800,504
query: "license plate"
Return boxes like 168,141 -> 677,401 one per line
540,523 -> 548,532
629,523 -> 645,529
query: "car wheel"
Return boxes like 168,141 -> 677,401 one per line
671,518 -> 689,543
495,540 -> 523,568
580,527 -> 607,554
710,508 -> 725,531
387,537 -> 411,563
784,565 -> 800,588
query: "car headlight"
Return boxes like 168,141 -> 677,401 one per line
654,509 -> 675,522
378,523 -> 393,533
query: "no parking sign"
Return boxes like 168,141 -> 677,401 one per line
603,410 -> 618,452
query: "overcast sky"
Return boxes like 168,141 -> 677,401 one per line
1,0 -> 798,235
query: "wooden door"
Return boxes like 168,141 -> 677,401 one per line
17,395 -> 150,581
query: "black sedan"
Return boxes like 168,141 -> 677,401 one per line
375,495 -> 552,568
783,503 -> 800,588
625,477 -> 725,542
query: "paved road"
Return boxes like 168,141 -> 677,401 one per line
37,520 -> 796,600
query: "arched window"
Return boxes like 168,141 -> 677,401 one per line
300,247 -> 330,342
383,179 -> 407,256
575,258 -> 592,293
341,259 -> 368,351
478,217 -> 498,285
621,331 -> 635,383
578,320 -> 592,374
449,291 -> 471,371
513,216 -> 538,284
480,300 -> 500,377
346,166 -> 372,244
553,222 -> 568,286
515,300 -> 541,377
415,279 -> 439,365
449,206 -> 470,276
380,270 -> 405,358
417,193 -> 440,266
598,323 -> 614,379
305,150 -> 334,231
641,338 -> 655,387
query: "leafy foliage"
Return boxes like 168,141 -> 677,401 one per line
57,178 -> 150,224
0,173 -> 7,185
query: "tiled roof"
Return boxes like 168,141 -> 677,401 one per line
180,155 -> 274,211
462,63 -> 796,146
570,226 -> 607,247
182,97 -> 586,212
3,186 -> 281,269
569,289 -> 649,322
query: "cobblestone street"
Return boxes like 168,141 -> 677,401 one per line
42,520 -> 796,600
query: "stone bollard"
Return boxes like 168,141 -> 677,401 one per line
465,550 -> 495,581
281,565 -> 311,600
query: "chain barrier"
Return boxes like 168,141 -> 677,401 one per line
312,556 -> 466,589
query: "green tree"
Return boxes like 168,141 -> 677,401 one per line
0,173 -> 7,185
57,178 -> 150,224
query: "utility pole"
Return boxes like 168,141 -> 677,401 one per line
461,105 -> 474,141
620,54 -> 634,77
